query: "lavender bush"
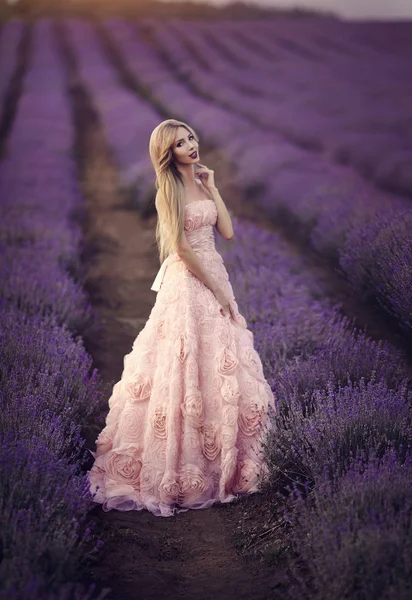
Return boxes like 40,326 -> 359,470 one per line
286,449 -> 412,600
216,219 -> 412,598
62,18 -> 160,206
0,304 -> 106,448
340,207 -> 412,337
0,434 -> 101,594
263,374 -> 412,493
0,18 -> 108,599
0,239 -> 94,334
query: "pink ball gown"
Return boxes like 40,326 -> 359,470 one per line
87,198 -> 276,517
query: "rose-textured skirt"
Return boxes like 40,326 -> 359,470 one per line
87,249 -> 275,517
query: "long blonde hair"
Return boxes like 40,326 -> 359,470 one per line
149,118 -> 200,264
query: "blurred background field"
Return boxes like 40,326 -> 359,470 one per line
0,0 -> 335,21
1,2 -> 412,599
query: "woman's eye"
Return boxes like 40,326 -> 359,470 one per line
177,135 -> 193,148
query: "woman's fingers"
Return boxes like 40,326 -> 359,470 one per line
220,303 -> 236,320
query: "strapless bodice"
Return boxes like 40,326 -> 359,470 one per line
184,199 -> 217,253
151,199 -> 218,292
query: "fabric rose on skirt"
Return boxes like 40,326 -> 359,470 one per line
239,401 -> 263,437
241,346 -> 264,379
200,422 -> 220,461
126,372 -> 152,403
175,332 -> 190,362
182,391 -> 204,428
222,404 -> 239,428
221,375 -> 241,405
95,431 -> 113,456
179,464 -> 207,504
159,470 -> 180,503
220,446 -> 238,487
217,348 -> 238,376
140,464 -> 162,494
105,447 -> 143,491
151,404 -> 167,439
156,319 -> 166,338
221,424 -> 236,450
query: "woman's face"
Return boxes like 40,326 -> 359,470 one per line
171,126 -> 199,166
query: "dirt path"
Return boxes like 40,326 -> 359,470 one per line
56,20 -> 412,599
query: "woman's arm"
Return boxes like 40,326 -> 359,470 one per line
177,231 -> 219,294
207,186 -> 234,240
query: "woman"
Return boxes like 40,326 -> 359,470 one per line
87,118 -> 275,517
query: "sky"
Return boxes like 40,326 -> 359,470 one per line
204,0 -> 412,20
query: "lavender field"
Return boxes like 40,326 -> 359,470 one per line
1,13 -> 412,600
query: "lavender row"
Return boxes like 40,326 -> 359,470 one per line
150,18 -> 412,200
186,19 -> 412,198
216,217 -> 412,599
135,17 -> 408,226
100,17 -> 283,213
0,18 -> 107,600
63,18 -> 160,201
98,17 -> 255,175
164,20 -> 412,338
339,207 -> 412,339
101,19 -> 412,337
0,19 -> 92,332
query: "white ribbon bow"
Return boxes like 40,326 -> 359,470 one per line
150,256 -> 170,292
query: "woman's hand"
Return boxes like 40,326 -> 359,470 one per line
213,286 -> 236,320
195,162 -> 216,192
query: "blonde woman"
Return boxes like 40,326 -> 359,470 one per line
88,119 -> 275,517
